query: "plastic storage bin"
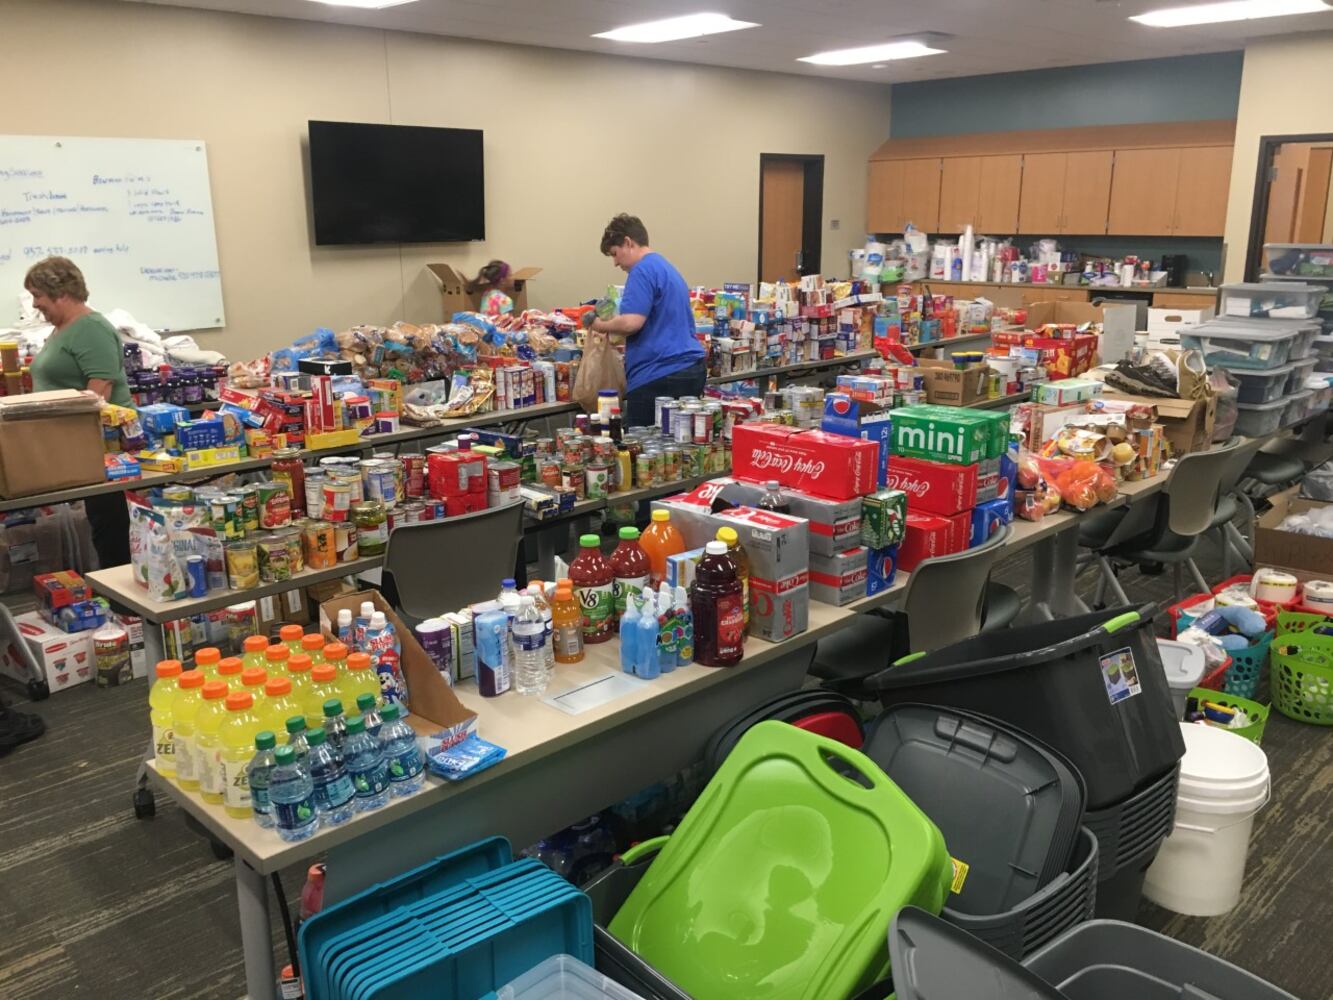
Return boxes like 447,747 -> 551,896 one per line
1233,397 -> 1288,437
1180,319 -> 1302,370
1220,281 -> 1324,319
1282,388 -> 1314,426
1262,242 -> 1333,278
494,954 -> 647,1000
1285,356 -> 1318,392
1271,613 -> 1333,725
1229,363 -> 1295,404
1082,766 -> 1179,920
1156,639 -> 1206,716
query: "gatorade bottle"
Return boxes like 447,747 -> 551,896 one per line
264,675 -> 302,738
194,680 -> 230,804
217,656 -> 243,690
241,667 -> 268,717
569,534 -> 615,644
301,632 -> 327,667
691,541 -> 745,667
342,652 -> 380,712
279,624 -> 305,658
264,643 -> 290,678
552,586 -> 584,664
194,646 -> 222,680
306,663 -> 340,729
323,642 -> 349,683
610,527 -> 651,629
240,636 -> 268,672
716,527 -> 751,631
220,691 -> 261,819
640,510 -> 685,587
286,653 -> 313,719
171,669 -> 207,792
150,660 -> 183,781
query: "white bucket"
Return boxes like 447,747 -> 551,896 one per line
1155,639 -> 1206,718
1144,722 -> 1270,916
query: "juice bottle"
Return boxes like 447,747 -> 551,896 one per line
171,669 -> 207,792
286,653 -> 313,722
552,586 -> 584,664
194,646 -> 222,680
265,643 -> 290,678
241,667 -> 268,718
279,624 -> 305,658
220,691 -> 261,819
640,510 -> 685,587
264,675 -> 302,738
194,680 -> 231,804
610,527 -> 651,629
690,541 -> 745,667
306,663 -> 341,728
150,660 -> 183,782
240,636 -> 268,672
323,642 -> 349,684
301,632 -> 327,667
716,527 -> 751,631
569,534 -> 615,644
217,656 -> 243,691
342,652 -> 380,711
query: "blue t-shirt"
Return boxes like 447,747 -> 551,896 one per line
618,252 -> 705,391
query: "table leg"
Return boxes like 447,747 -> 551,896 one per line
236,856 -> 278,1000
534,523 -> 564,580
1018,522 -> 1089,623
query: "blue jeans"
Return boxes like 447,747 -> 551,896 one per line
625,357 -> 707,428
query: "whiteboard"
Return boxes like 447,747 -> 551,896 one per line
0,135 -> 224,332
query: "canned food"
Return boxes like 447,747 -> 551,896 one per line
648,448 -> 665,486
372,452 -> 405,505
334,521 -> 359,562
257,481 -> 291,530
534,437 -> 555,459
322,480 -> 353,522
586,462 -> 611,500
353,501 -> 388,556
210,494 -> 243,540
162,619 -> 196,663
693,408 -> 712,444
663,446 -> 682,483
362,459 -> 398,508
257,534 -> 291,583
334,467 -> 364,504
303,520 -> 336,569
223,602 -> 258,652
592,437 -> 617,464
94,626 -> 132,688
561,466 -> 586,500
634,451 -> 653,488
421,500 -> 444,521
280,527 -> 304,574
401,454 -> 425,498
539,459 -> 562,488
398,501 -> 425,526
304,472 -> 326,520
237,484 -> 260,533
225,539 -> 259,590
162,485 -> 194,505
674,407 -> 695,444
560,439 -> 583,467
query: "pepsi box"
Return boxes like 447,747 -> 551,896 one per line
970,497 -> 1011,548
821,393 -> 891,487
866,545 -> 898,596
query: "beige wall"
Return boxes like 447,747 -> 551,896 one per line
2,0 -> 890,361
1224,31 -> 1333,281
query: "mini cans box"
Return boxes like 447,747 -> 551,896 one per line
809,546 -> 868,606
820,394 -> 893,487
861,489 -> 908,548
890,405 -> 1006,465
715,478 -> 862,556
898,511 -> 960,572
732,422 -> 878,501
970,496 -> 1012,547
866,545 -> 898,596
886,456 -> 981,516
0,611 -> 94,693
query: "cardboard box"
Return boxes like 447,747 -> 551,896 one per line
1253,489 -> 1333,584
809,546 -> 868,606
319,590 -> 477,741
1100,391 -> 1216,455
886,456 -> 982,516
1147,306 -> 1215,340
821,394 -> 893,486
889,405 -> 1006,465
866,545 -> 898,596
0,392 -> 105,499
716,478 -> 862,556
861,489 -> 908,548
427,263 -> 541,318
970,497 -> 1012,547
898,512 -> 959,572
1033,378 -> 1104,407
918,358 -> 991,406
732,423 -> 878,501
0,611 -> 94,693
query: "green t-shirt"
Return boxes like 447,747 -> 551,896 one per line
30,312 -> 132,406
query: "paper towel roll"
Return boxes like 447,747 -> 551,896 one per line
1250,569 -> 1300,605
1214,589 -> 1257,610
960,225 -> 974,281
1301,579 -> 1333,610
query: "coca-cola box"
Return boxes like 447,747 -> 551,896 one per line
732,423 -> 878,501
898,511 -> 963,572
809,546 -> 869,606
887,455 -> 982,516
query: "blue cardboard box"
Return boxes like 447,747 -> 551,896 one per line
970,497 -> 1011,548
821,394 -> 892,487
866,544 -> 898,596
175,418 -> 226,451
136,403 -> 189,437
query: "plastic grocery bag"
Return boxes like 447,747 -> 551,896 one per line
573,330 -> 626,413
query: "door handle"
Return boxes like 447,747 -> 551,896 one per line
795,250 -> 804,272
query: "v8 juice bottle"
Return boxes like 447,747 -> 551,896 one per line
194,680 -> 231,804
150,660 -> 182,781
220,691 -> 261,819
569,534 -> 615,644
691,541 -> 745,667
171,670 -> 206,792
610,527 -> 651,630
640,510 -> 685,588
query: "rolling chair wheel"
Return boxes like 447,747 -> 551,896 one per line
132,787 -> 156,819
26,678 -> 50,701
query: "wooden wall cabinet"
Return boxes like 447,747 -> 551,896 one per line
867,157 -> 940,234
937,155 -> 1022,234
1173,146 -> 1233,237
1107,145 -> 1232,237
1016,151 -> 1112,235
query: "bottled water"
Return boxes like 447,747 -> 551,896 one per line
513,595 -> 551,695
528,583 -> 556,673
379,704 -> 424,796
322,699 -> 348,754
356,692 -> 383,737
343,715 -> 390,813
285,715 -> 310,762
305,727 -> 355,826
249,731 -> 278,829
269,745 -> 320,842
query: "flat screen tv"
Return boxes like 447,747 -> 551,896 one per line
308,120 -> 484,245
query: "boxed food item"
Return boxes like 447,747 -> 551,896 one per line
0,611 -> 95,693
732,422 -> 878,501
1033,378 -> 1103,407
666,547 -> 706,590
809,546 -> 868,606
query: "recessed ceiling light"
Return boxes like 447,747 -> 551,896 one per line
1130,0 -> 1329,27
798,41 -> 946,66
305,0 -> 418,8
593,12 -> 759,43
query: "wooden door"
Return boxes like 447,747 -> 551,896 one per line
1107,147 -> 1180,236
1017,152 -> 1066,234
867,159 -> 904,233
1060,150 -> 1114,235
976,154 -> 1023,234
1296,147 -> 1333,243
1263,143 -> 1309,244
900,158 -> 941,233
1173,146 -> 1233,237
760,159 -> 806,282
937,156 -> 981,235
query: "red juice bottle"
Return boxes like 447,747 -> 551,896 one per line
690,541 -> 745,667
610,527 -> 651,630
569,534 -> 615,644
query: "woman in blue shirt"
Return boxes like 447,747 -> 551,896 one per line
589,214 -> 706,427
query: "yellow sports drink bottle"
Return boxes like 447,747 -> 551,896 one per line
287,653 -> 313,719
241,667 -> 268,718
150,660 -> 183,782
216,656 -> 243,690
194,646 -> 222,680
264,675 -> 302,738
240,635 -> 269,672
219,691 -> 261,820
279,624 -> 305,659
265,643 -> 290,678
306,663 -> 341,729
322,642 -> 349,683
194,680 -> 231,804
301,632 -> 327,668
342,651 -> 380,711
171,670 -> 207,792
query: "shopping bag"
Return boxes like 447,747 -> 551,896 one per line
573,329 -> 627,413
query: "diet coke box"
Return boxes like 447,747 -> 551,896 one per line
809,546 -> 868,606
898,511 -> 963,572
732,423 -> 878,501
714,507 -> 810,642
714,478 -> 862,556
886,455 -> 982,516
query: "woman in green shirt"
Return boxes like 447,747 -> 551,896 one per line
24,256 -> 132,567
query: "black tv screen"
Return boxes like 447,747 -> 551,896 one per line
308,120 -> 484,245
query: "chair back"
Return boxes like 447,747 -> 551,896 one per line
383,502 -> 525,624
1164,437 -> 1245,537
1216,436 -> 1263,496
901,523 -> 1011,652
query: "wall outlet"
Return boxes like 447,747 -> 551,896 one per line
830,219 -> 840,230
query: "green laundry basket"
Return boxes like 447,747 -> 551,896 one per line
1271,620 -> 1333,726
608,720 -> 953,1000
1187,688 -> 1271,744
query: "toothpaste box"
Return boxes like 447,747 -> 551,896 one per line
809,546 -> 869,606
866,545 -> 899,596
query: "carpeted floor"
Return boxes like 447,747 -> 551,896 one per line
0,542 -> 1329,999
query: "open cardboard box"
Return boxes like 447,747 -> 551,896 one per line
319,590 -> 476,745
1100,390 -> 1216,455
0,390 -> 105,499
426,263 -> 541,319
918,357 -> 990,406
1254,488 -> 1333,585
1026,299 -> 1138,364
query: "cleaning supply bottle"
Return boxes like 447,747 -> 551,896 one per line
279,624 -> 305,658
620,597 -> 640,675
551,586 -> 584,664
635,586 -> 660,680
716,526 -> 751,631
150,659 -> 183,782
241,667 -> 268,717
286,653 -> 313,722
378,704 -> 425,796
249,731 -> 277,829
342,652 -> 380,712
239,636 -> 267,672
263,675 -> 302,738
194,646 -> 222,680
527,582 -> 555,673
216,656 -> 242,690
363,612 -> 407,712
674,585 -> 694,667
301,632 -> 327,668
322,698 -> 348,754
306,663 -> 340,728
171,669 -> 207,792
220,691 -> 261,819
610,527 -> 651,629
335,608 -> 355,647
656,586 -> 677,675
194,680 -> 230,804
691,541 -> 745,667
641,510 -> 685,587
569,533 -> 615,644
264,643 -> 289,678
356,692 -> 383,737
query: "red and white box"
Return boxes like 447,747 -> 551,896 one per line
809,546 -> 869,606
311,375 -> 337,433
732,423 -> 878,501
0,611 -> 95,693
428,452 -> 489,499
886,456 -> 981,516
898,512 -> 964,572
944,509 -> 973,553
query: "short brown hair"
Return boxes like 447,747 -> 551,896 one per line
25,256 -> 89,302
600,214 -> 649,255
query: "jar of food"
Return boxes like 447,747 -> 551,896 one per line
352,501 -> 388,556
225,540 -> 259,590
271,448 -> 306,517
